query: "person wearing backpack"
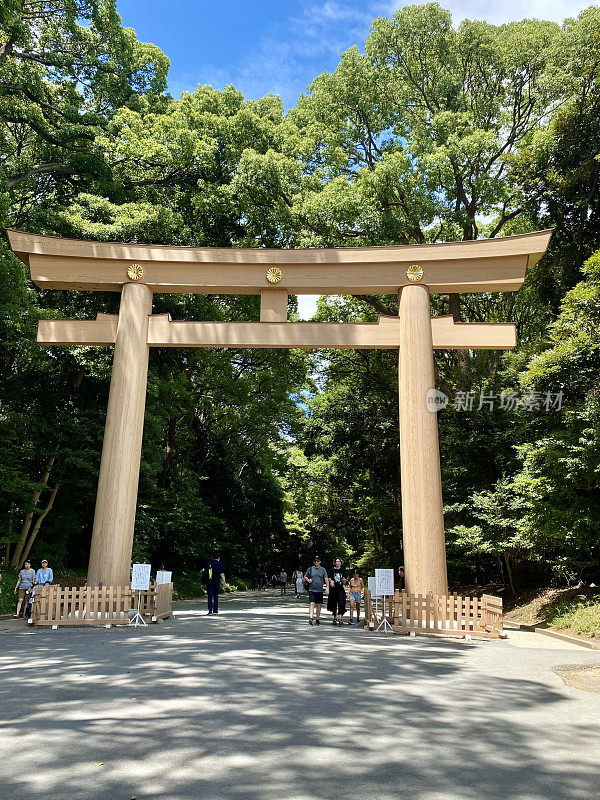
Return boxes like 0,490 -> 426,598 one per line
203,554 -> 226,615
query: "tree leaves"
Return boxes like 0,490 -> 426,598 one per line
2,2 -> 600,586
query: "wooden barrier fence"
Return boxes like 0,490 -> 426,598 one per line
154,582 -> 173,620
32,583 -> 173,626
364,590 -> 503,639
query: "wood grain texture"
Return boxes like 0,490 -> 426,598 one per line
37,313 -> 118,345
7,228 -> 552,294
22,253 -> 531,293
363,590 -> 503,639
398,285 -> 449,597
7,227 -> 552,263
431,316 -> 516,349
31,583 -> 173,626
87,283 -> 152,588
37,315 -> 517,350
260,289 -> 288,322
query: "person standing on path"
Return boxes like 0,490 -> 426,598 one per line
347,568 -> 364,624
203,554 -> 226,615
398,566 -> 406,591
292,567 -> 304,598
327,558 -> 348,625
13,561 -> 36,618
279,569 -> 288,595
305,556 -> 328,625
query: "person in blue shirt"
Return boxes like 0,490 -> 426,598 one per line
35,559 -> 53,587
14,560 -> 36,618
203,554 -> 226,615
26,559 -> 54,619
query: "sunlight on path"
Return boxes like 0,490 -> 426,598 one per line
505,629 -> 593,650
1,591 -> 600,800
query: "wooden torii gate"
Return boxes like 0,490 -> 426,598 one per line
8,229 -> 551,595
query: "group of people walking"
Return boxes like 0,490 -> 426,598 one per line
251,570 -> 291,592
243,556 -> 368,624
251,571 -> 273,591
302,556 -> 364,625
271,556 -> 363,625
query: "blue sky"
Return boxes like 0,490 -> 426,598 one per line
117,0 -> 591,109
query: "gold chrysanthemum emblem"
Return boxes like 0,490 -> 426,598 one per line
406,264 -> 424,283
126,263 -> 144,281
266,267 -> 283,284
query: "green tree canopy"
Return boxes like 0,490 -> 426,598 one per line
2,2 -> 600,588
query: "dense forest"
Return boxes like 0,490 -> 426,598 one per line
1,1 -> 599,589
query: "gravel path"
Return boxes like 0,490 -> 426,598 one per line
1,590 -> 599,800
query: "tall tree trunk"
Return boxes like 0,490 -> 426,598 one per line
504,553 -> 516,595
11,372 -> 79,567
20,484 -> 60,565
11,456 -> 55,568
158,418 -> 177,489
448,294 -> 470,379
448,293 -> 462,322
4,501 -> 15,565
497,555 -> 505,585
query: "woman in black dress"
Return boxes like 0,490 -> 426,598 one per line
327,557 -> 348,625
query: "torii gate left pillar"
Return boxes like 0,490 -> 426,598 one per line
88,283 -> 152,586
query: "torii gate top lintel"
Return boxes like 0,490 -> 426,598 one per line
7,228 -> 552,295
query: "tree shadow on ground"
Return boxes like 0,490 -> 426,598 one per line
1,592 -> 600,800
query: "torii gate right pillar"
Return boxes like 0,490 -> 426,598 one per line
398,285 -> 448,596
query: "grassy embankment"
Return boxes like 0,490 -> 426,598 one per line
505,587 -> 600,640
0,567 -> 250,615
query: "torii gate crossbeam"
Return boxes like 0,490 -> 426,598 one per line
7,229 -> 551,594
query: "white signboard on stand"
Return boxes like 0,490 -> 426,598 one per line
156,570 -> 172,585
368,576 -> 380,598
375,568 -> 395,597
131,563 -> 151,591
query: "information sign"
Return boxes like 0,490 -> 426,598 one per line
375,568 -> 395,597
131,563 -> 151,591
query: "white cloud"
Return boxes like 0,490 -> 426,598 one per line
306,1 -> 372,24
169,0 -> 594,105
168,0 -> 373,105
386,0 -> 592,24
